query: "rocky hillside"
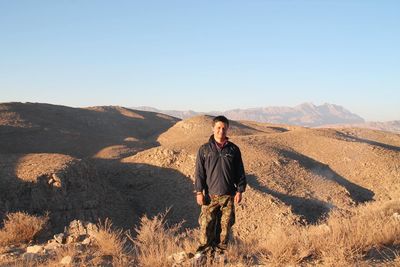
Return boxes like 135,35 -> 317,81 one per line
1,102 -> 399,265
131,115 -> 400,232
0,102 -> 181,231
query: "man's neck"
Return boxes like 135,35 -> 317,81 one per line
214,136 -> 226,144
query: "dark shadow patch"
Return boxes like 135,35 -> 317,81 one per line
0,156 -> 199,235
93,158 -> 199,230
336,131 -> 400,152
276,148 -> 375,203
268,126 -> 289,133
364,244 -> 400,264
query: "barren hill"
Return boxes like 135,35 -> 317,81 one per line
321,120 -> 400,134
0,102 -> 179,158
128,115 -> 400,229
0,102 -> 181,230
1,103 -> 400,265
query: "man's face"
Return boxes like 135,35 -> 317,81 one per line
213,121 -> 229,141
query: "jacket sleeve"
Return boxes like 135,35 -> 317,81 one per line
194,146 -> 207,192
235,148 -> 247,193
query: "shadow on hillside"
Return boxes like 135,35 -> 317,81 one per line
0,103 -> 178,158
277,148 -> 375,203
228,120 -> 275,136
0,156 -> 198,235
92,158 -> 199,230
268,126 -> 289,133
337,132 -> 400,152
247,175 -> 331,224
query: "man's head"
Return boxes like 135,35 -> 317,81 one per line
212,115 -> 229,143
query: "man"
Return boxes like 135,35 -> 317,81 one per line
194,115 -> 247,258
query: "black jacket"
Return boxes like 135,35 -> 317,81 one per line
195,135 -> 246,195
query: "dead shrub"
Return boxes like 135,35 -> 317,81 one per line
91,218 -> 127,259
253,200 -> 400,266
258,224 -> 314,266
129,209 -> 187,267
0,212 -> 48,246
313,200 -> 400,264
226,237 -> 261,266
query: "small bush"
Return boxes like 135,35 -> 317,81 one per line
0,212 -> 48,246
92,218 -> 127,258
130,209 -> 190,267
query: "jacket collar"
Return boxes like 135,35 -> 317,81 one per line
208,134 -> 229,148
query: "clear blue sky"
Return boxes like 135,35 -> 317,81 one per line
1,1 -> 399,121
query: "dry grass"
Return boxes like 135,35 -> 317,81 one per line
129,209 -> 193,267
43,244 -> 78,267
254,200 -> 400,266
314,200 -> 400,265
225,237 -> 262,266
1,201 -> 400,266
257,224 -> 313,266
91,218 -> 129,265
0,212 -> 48,247
112,201 -> 400,266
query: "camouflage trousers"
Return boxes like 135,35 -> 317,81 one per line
197,195 -> 235,253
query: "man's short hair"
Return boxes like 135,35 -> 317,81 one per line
213,115 -> 229,127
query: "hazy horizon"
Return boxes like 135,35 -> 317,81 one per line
1,1 -> 399,121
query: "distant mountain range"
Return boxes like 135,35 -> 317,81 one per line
135,103 -> 365,127
134,103 -> 400,133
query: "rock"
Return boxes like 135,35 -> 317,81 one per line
67,220 -> 86,237
92,255 -> 113,267
67,219 -> 99,238
0,251 -> 21,261
82,237 -> 91,245
51,173 -> 62,187
53,181 -> 62,187
60,255 -> 72,266
23,253 -> 39,261
45,241 -> 61,250
54,233 -> 65,244
191,252 -> 207,266
86,222 -> 98,236
66,235 -> 77,244
26,245 -> 44,254
167,251 -> 191,265
52,173 -> 62,181
74,243 -> 85,253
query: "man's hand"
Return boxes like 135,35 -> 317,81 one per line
234,192 -> 242,204
196,193 -> 205,205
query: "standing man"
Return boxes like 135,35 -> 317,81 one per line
194,115 -> 247,258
